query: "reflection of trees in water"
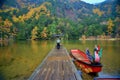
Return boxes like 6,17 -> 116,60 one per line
81,40 -> 86,44
5,47 -> 12,64
31,40 -> 38,53
0,40 -> 9,47
0,40 -> 54,79
41,41 -> 47,48
0,46 -> 13,66
0,40 -> 119,79
100,40 -> 120,77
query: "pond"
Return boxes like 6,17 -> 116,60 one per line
0,40 -> 120,80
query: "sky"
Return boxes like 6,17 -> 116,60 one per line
81,0 -> 106,4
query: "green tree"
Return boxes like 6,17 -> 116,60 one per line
47,21 -> 57,39
85,24 -> 102,37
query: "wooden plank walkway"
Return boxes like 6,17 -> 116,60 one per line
29,46 -> 82,80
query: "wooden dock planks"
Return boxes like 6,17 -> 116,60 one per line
29,46 -> 82,80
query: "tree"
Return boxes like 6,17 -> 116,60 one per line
41,27 -> 48,39
31,26 -> 38,40
47,21 -> 57,39
93,8 -> 104,16
4,19 -> 12,27
107,18 -> 114,35
12,15 -> 19,22
3,19 -> 12,39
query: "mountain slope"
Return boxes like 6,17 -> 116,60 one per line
0,0 -> 119,40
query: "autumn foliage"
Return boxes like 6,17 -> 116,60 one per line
93,8 -> 104,16
12,2 -> 51,22
31,26 -> 38,40
0,0 -> 120,40
107,19 -> 114,35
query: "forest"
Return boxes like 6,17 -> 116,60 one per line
0,0 -> 120,40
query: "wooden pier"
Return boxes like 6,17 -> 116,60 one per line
29,46 -> 82,80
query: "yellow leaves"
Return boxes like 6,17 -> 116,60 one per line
107,18 -> 114,35
3,19 -> 12,33
31,26 -> 38,40
25,3 -> 49,20
47,11 -> 51,17
12,16 -> 19,22
32,26 -> 38,34
0,7 -> 19,13
12,2 -> 51,22
4,19 -> 12,27
13,14 -> 29,22
35,13 -> 40,20
93,8 -> 104,16
18,15 -> 24,22
41,27 -> 47,38
26,9 -> 34,19
0,19 -> 12,38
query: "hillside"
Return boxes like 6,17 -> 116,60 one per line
0,0 -> 120,40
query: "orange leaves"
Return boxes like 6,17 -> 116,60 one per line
93,8 -> 104,16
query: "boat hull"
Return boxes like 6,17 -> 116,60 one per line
70,49 -> 102,73
74,60 -> 102,73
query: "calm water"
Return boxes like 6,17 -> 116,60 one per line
0,40 -> 120,80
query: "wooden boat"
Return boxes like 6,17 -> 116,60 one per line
70,49 -> 102,73
94,77 -> 120,80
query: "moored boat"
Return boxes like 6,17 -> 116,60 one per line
70,49 -> 102,73
94,77 -> 120,80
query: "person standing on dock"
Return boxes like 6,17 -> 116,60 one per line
56,38 -> 61,49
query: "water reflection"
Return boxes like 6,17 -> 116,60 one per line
0,40 -> 54,80
41,41 -> 47,48
81,40 -> 86,44
0,41 -> 9,47
64,40 -> 120,79
0,40 -> 120,80
31,40 -> 39,54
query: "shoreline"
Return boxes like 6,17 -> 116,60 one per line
0,38 -> 120,42
79,38 -> 120,41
